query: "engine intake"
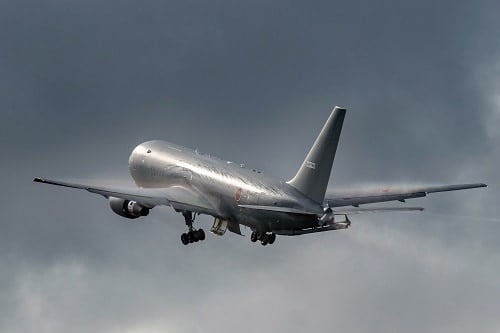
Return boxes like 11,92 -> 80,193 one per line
109,197 -> 149,219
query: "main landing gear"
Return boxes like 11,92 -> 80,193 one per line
250,231 -> 276,246
180,211 -> 205,245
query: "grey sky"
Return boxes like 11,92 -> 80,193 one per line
1,0 -> 499,332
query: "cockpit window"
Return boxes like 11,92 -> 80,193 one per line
147,149 -> 152,153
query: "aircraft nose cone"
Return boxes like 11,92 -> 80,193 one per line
128,142 -> 149,173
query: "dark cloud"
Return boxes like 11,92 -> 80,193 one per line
1,0 -> 499,332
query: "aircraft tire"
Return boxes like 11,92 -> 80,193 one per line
197,229 -> 206,241
187,231 -> 195,243
268,233 -> 276,244
250,231 -> 258,242
190,231 -> 200,242
181,233 -> 189,245
261,234 -> 269,246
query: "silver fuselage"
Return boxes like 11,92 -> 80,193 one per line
128,140 -> 323,232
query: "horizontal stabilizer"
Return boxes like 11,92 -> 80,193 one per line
333,207 -> 424,214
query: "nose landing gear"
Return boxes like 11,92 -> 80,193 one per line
180,211 -> 206,245
250,231 -> 276,246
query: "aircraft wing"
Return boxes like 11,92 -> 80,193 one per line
33,177 -> 220,216
324,183 -> 487,208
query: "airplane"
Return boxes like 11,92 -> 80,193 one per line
34,107 -> 487,246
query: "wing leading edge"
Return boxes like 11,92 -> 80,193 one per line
33,177 -> 219,216
324,183 -> 487,208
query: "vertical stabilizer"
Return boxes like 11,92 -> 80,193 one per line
287,107 -> 346,203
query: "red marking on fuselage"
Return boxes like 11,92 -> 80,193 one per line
235,188 -> 242,202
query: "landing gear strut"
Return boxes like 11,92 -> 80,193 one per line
250,231 -> 276,246
180,211 -> 205,245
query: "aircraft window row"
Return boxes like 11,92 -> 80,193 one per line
168,146 -> 182,152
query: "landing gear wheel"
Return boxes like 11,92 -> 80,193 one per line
261,234 -> 269,246
268,233 -> 276,245
196,229 -> 205,241
187,231 -> 195,243
252,232 -> 276,246
180,211 -> 206,245
181,233 -> 189,245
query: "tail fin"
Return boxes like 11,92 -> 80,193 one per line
287,106 -> 346,203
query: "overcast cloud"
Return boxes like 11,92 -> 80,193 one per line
1,0 -> 499,332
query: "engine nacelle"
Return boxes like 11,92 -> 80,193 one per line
109,197 -> 149,219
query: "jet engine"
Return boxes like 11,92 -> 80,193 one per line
109,197 -> 149,219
